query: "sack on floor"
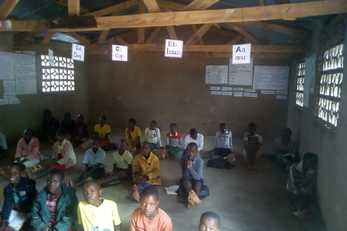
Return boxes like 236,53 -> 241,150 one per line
207,157 -> 235,169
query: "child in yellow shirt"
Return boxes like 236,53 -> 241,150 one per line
131,143 -> 161,202
78,180 -> 121,231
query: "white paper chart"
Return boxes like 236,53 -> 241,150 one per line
228,59 -> 253,86
0,51 -> 37,106
254,65 -> 289,91
0,52 -> 13,80
205,65 -> 228,85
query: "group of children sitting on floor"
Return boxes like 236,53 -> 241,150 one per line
0,111 -> 231,230
1,108 -> 318,229
0,163 -> 221,231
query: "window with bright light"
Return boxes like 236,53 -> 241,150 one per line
295,62 -> 305,107
317,43 -> 344,127
40,55 -> 75,93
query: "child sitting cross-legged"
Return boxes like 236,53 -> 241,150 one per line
78,180 -> 121,231
0,163 -> 36,231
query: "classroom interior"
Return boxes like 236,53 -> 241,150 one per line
0,0 -> 347,230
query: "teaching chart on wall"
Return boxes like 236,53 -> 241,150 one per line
0,51 -> 37,105
205,65 -> 228,85
228,58 -> 253,86
254,65 -> 289,92
205,63 -> 289,100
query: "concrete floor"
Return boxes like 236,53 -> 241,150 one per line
0,137 -> 326,231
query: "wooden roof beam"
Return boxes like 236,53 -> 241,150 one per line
225,24 -> 260,44
137,28 -> 145,43
97,30 -> 110,43
114,36 -> 128,45
68,0 -> 80,16
42,31 -> 54,44
157,0 -> 183,11
142,0 -> 161,12
192,25 -> 204,45
226,34 -> 244,44
158,0 -> 307,38
91,1 -> 347,30
1,1 -> 347,32
166,26 -> 177,39
86,0 -> 138,17
146,27 -> 161,43
141,0 -> 177,39
68,32 -> 90,45
183,0 -> 220,10
91,43 -> 304,54
0,0 -> 20,19
186,24 -> 213,45
55,0 -> 89,14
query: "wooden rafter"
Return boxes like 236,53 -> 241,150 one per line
142,0 -> 177,40
68,0 -> 80,16
55,0 -> 89,14
42,31 -> 54,44
91,1 -> 347,30
157,0 -> 182,11
192,25 -> 204,45
161,0 -> 219,41
86,0 -> 138,17
0,0 -> 19,19
93,0 -> 138,45
183,0 -> 219,10
97,30 -> 110,43
1,1 -> 347,32
225,24 -> 259,44
92,43 -> 303,54
137,1 -> 146,43
226,34 -> 243,44
142,0 -> 161,12
68,32 -> 90,45
186,24 -> 213,45
158,0 -> 306,38
137,28 -> 145,43
166,26 -> 177,39
114,36 -> 127,45
146,27 -> 161,43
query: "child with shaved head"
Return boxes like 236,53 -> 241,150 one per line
78,180 -> 121,231
199,211 -> 221,231
130,186 -> 172,231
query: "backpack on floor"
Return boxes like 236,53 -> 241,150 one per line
207,157 -> 235,169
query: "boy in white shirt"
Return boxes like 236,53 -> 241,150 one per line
144,120 -> 162,151
184,128 -> 204,151
243,122 -> 263,170
214,123 -> 233,157
50,131 -> 77,170
100,140 -> 133,187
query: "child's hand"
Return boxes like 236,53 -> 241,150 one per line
64,176 -> 74,187
187,160 -> 193,169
